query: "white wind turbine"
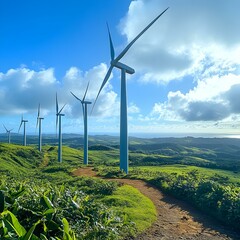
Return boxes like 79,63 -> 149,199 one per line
56,93 -> 66,163
71,81 -> 92,165
92,8 -> 169,173
18,116 -> 28,146
36,104 -> 44,151
3,124 -> 13,144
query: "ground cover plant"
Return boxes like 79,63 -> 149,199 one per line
0,177 -> 135,239
102,185 -> 156,232
89,137 -> 240,232
0,143 -> 156,239
2,136 -> 240,238
96,165 -> 240,231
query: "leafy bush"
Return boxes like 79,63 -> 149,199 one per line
0,177 -> 136,239
68,177 -> 119,195
149,171 -> 240,229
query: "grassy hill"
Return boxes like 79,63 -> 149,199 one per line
0,143 -> 43,176
0,143 -> 156,239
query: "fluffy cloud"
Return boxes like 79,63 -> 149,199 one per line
0,68 -> 57,114
119,0 -> 240,83
0,64 -> 121,118
119,0 -> 240,125
152,73 -> 240,122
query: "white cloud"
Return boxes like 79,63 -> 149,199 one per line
128,103 -> 140,114
119,0 -> 240,83
0,64 -> 121,118
152,73 -> 240,122
116,0 -> 240,129
0,68 -> 57,114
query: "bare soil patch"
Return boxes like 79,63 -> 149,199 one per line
72,167 -> 240,240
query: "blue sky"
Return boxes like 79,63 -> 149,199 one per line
1,0 -> 240,136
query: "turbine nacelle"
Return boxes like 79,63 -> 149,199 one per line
82,101 -> 92,105
3,124 -> 13,134
36,104 -> 44,130
18,117 -> 28,133
3,124 -> 13,144
3,124 -> 13,133
71,81 -> 92,165
71,80 -> 92,118
92,7 -> 169,113
112,61 -> 135,74
92,7 -> 169,173
56,93 -> 66,130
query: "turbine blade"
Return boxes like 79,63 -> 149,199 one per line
18,120 -> 23,133
36,118 -> 39,130
70,91 -> 82,102
91,65 -> 113,114
107,22 -> 115,61
59,104 -> 66,114
36,104 -> 40,129
10,128 -> 14,132
115,7 -> 169,62
3,124 -> 7,132
38,103 -> 40,118
82,81 -> 90,102
56,93 -> 59,114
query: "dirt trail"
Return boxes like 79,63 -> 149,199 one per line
72,167 -> 240,240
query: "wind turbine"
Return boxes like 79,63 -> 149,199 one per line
93,8 -> 169,173
56,93 -> 66,163
36,104 -> 44,151
3,124 -> 13,144
18,116 -> 28,146
71,81 -> 92,165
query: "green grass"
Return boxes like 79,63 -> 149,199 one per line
89,149 -> 119,165
102,185 -> 156,232
0,143 -> 157,238
0,143 -> 42,176
89,147 -> 240,185
130,165 -> 240,184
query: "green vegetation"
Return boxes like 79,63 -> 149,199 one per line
102,185 -> 156,232
2,135 -> 240,237
89,136 -> 240,232
0,143 -> 157,239
0,176 -> 137,239
149,171 -> 240,228
0,143 -> 42,176
130,165 -> 240,184
96,165 -> 240,230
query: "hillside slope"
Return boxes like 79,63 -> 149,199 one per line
0,143 -> 43,176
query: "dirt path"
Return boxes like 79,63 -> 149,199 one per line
72,167 -> 240,240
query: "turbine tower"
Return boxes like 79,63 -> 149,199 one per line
71,81 -> 92,165
18,116 -> 28,146
3,124 -> 13,144
93,8 -> 169,173
36,104 -> 44,151
56,93 -> 66,163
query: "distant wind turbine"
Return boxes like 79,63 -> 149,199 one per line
56,93 -> 66,163
3,124 -> 13,144
18,116 -> 28,146
92,8 -> 169,174
36,104 -> 44,151
71,81 -> 92,165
